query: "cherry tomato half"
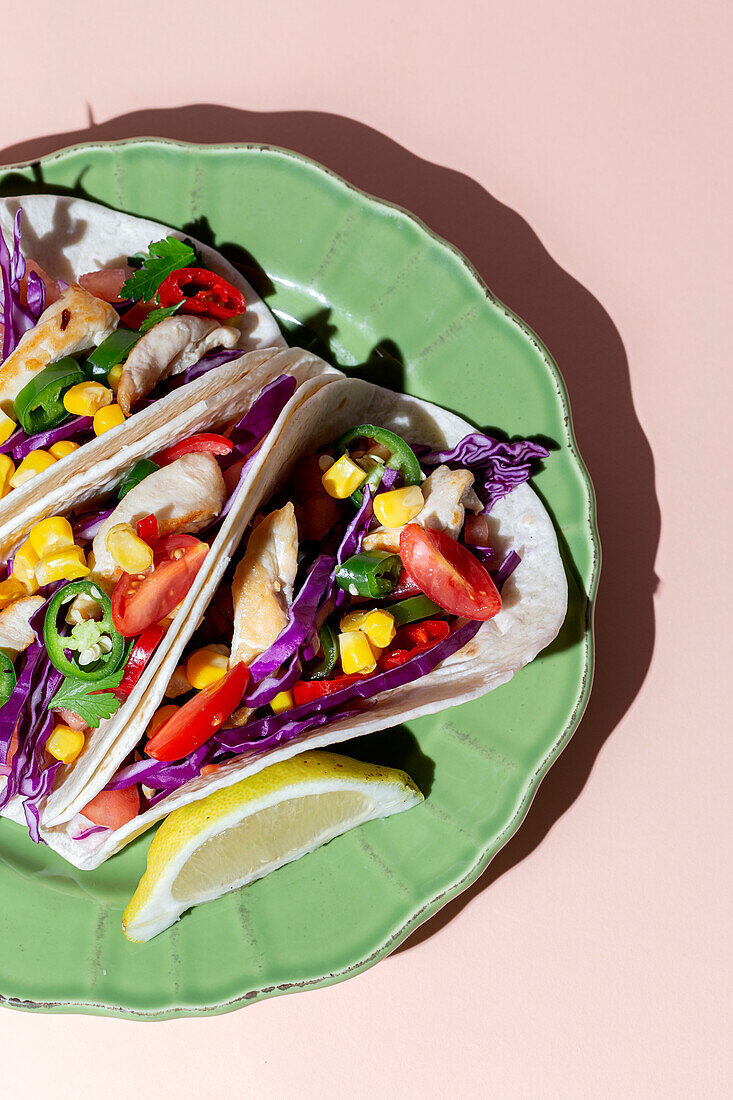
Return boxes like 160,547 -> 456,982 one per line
399,524 -> 501,621
80,786 -> 140,830
146,662 -> 250,761
112,534 -> 209,637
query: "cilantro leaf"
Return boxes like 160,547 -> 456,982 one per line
120,236 -> 196,304
49,669 -> 125,730
139,302 -> 183,334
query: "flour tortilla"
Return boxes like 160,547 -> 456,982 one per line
0,193 -> 286,533
35,376 -> 567,870
0,350 -> 341,854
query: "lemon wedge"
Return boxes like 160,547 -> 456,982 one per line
122,750 -> 423,942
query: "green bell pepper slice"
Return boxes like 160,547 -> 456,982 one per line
334,424 -> 423,488
13,357 -> 86,435
335,552 -> 402,599
44,580 -> 126,682
117,458 -> 160,501
85,329 -> 140,381
0,650 -> 16,710
302,623 -> 339,681
383,593 -> 445,627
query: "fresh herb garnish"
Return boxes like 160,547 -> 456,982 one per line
120,236 -> 196,303
49,668 -> 124,729
139,302 -> 183,334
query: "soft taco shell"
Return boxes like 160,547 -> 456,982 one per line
36,375 -> 566,870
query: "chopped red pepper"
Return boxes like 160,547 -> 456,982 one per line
153,433 -> 234,465
136,513 -> 159,547
157,267 -> 247,321
293,672 -> 370,707
378,620 -> 450,671
115,624 -> 165,699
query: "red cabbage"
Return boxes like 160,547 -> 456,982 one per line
419,432 -> 548,512
492,550 -> 521,592
26,270 -> 45,318
106,743 -> 213,792
0,210 -> 42,361
7,416 -> 93,460
73,507 -> 115,541
160,347 -> 244,394
213,618 -> 482,756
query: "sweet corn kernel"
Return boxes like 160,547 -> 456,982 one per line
63,381 -> 114,418
29,516 -> 75,558
321,455 -> 367,499
186,646 -> 230,690
340,608 -> 396,649
0,576 -> 28,610
93,403 -> 126,436
9,449 -> 57,489
105,523 -> 154,574
270,690 -> 294,714
49,439 -> 80,460
0,409 -> 17,447
107,364 -> 123,393
12,539 -> 39,593
373,484 -> 424,528
338,629 -> 378,675
35,545 -> 90,586
147,705 -> 179,738
46,724 -> 85,764
0,454 -> 15,498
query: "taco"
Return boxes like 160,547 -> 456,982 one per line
33,375 -> 567,870
0,193 -> 287,530
0,348 -> 341,851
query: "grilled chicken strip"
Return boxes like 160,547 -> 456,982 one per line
116,315 -> 239,415
0,595 -> 45,656
230,503 -> 298,667
0,285 -> 118,416
363,466 -> 480,553
92,452 -> 226,589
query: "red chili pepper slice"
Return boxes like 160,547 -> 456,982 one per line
136,513 -> 159,547
157,267 -> 247,321
378,619 -> 450,671
293,672 -> 370,707
115,624 -> 165,699
153,433 -> 234,465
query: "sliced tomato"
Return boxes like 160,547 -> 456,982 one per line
80,786 -> 140,830
79,267 -> 133,304
112,535 -> 208,637
118,300 -> 156,329
399,524 -> 501,621
391,569 -> 422,599
153,434 -> 233,465
146,662 -> 250,762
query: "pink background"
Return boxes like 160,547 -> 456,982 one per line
0,1 -> 729,1096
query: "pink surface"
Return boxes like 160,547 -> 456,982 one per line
0,2 -> 729,1096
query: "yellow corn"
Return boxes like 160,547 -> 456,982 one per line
270,690 -> 294,714
0,410 -> 17,447
107,364 -> 123,393
9,449 -> 57,490
46,725 -> 85,765
0,576 -> 28,610
338,629 -> 378,675
49,439 -> 80,460
105,523 -> 154,574
147,705 -> 179,738
0,454 -> 15,498
12,539 -> 39,593
373,485 -> 424,528
63,381 -> 114,418
35,545 -> 90,586
186,646 -> 230,690
321,455 -> 367,499
340,608 -> 396,649
29,516 -> 75,558
93,403 -> 126,436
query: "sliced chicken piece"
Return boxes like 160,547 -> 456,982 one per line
363,466 -> 478,553
0,284 -> 119,416
116,315 -> 239,415
92,452 -> 226,590
230,504 -> 298,667
164,665 -> 191,699
0,595 -> 45,656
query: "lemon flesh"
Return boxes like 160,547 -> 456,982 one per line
123,751 -> 423,942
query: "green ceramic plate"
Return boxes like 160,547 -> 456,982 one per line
0,141 -> 598,1018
